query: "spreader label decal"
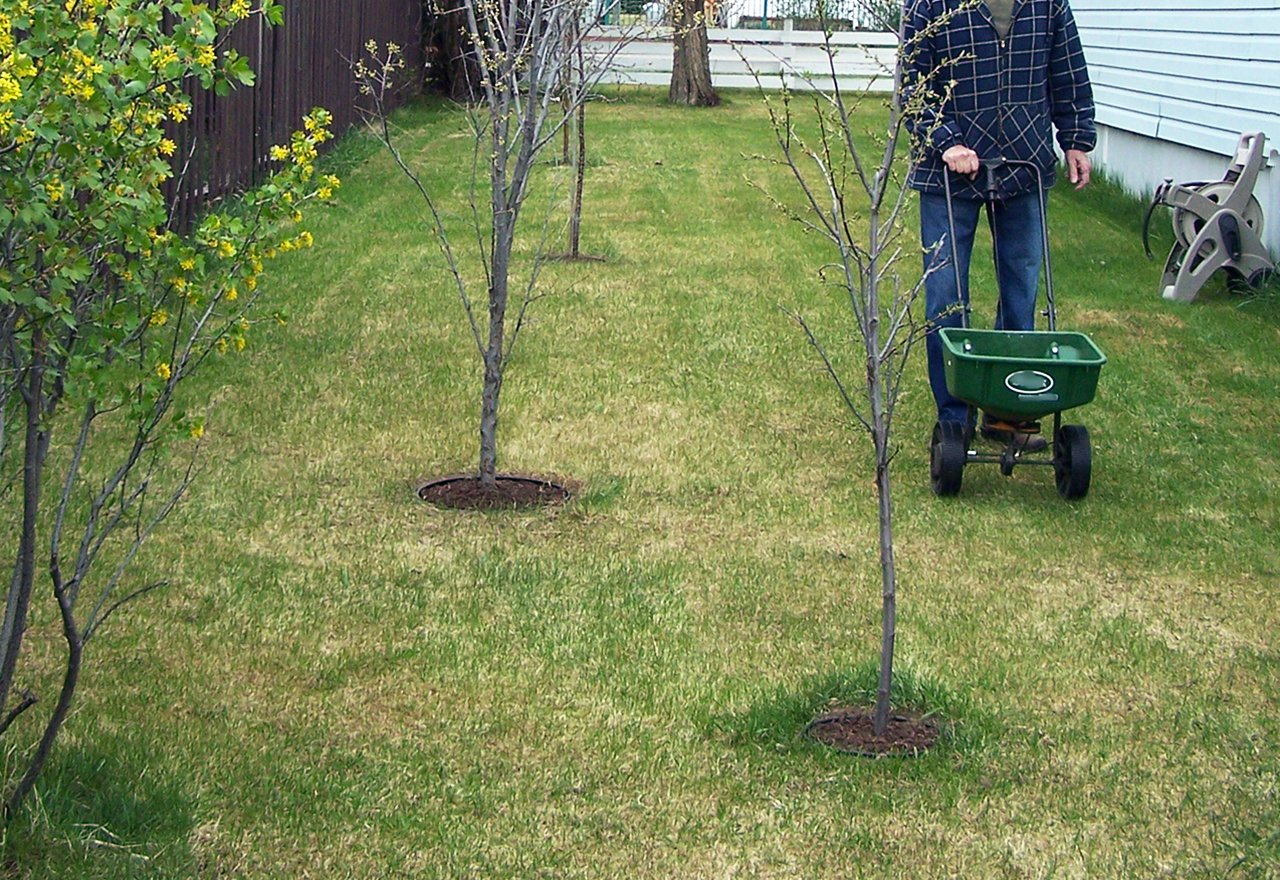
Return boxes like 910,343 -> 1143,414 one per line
1005,370 -> 1055,395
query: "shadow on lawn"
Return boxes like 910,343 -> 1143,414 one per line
706,661 -> 1005,766
4,733 -> 196,877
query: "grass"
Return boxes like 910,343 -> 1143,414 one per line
3,86 -> 1279,877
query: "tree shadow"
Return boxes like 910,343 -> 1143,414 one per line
705,661 -> 1004,766
4,733 -> 196,877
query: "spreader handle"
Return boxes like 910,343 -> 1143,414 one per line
941,158 -> 1056,331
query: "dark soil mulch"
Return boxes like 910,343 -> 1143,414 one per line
805,707 -> 940,757
417,474 -> 572,510
546,252 -> 607,263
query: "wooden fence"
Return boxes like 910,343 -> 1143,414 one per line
168,0 -> 422,231
592,23 -> 897,93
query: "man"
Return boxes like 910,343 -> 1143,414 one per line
903,0 -> 1096,451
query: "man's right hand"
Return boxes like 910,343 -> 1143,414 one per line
942,145 -> 980,178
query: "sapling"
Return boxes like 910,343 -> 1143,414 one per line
358,1 -> 650,491
750,0 -> 961,733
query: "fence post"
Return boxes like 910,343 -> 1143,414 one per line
782,16 -> 792,90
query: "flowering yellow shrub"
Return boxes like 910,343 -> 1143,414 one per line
0,0 -> 344,817
0,0 -> 341,408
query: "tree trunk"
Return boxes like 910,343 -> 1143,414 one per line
872,447 -> 897,735
560,19 -> 573,166
669,0 -> 720,107
478,339 -> 503,489
0,338 -> 47,719
561,105 -> 571,166
568,84 -> 586,257
864,211 -> 896,737
480,201 -> 511,490
5,597 -> 80,820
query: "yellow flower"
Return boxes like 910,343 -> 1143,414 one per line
218,240 -> 235,258
150,45 -> 178,71
45,180 -> 64,203
149,308 -> 169,326
158,138 -> 176,156
269,144 -> 288,162
298,230 -> 314,248
0,73 -> 21,104
225,285 -> 238,302
60,73 -> 95,100
156,362 -> 172,380
245,275 -> 257,291
190,422 -> 204,440
179,256 -> 195,271
234,337 -> 246,351
194,44 -> 215,68
169,101 -> 190,123
215,337 -> 227,354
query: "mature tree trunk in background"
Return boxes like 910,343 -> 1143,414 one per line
669,0 -> 719,106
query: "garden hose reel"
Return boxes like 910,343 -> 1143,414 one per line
1142,132 -> 1275,302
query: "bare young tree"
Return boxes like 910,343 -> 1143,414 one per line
748,3 -> 957,734
358,1 -> 646,492
555,6 -> 636,262
559,13 -> 594,259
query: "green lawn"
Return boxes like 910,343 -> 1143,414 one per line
4,88 -> 1279,878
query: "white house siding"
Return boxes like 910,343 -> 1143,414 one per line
1069,0 -> 1280,255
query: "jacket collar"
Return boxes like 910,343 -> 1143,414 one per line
975,0 -> 1032,31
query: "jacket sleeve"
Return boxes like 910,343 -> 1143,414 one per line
1048,0 -> 1096,152
902,0 -> 964,157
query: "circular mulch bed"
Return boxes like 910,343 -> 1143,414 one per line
805,707 -> 940,757
416,473 -> 572,510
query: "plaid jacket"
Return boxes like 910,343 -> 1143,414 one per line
903,0 -> 1096,200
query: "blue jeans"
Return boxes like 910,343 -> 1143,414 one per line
920,189 -> 1045,425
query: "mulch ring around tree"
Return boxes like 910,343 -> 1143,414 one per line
805,707 -> 940,757
416,473 -> 574,511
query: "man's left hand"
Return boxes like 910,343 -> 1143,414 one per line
1065,149 -> 1092,190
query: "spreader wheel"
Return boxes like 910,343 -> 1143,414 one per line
930,421 -> 966,497
1054,424 -> 1092,500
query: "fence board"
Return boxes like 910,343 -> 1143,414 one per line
167,0 -> 422,230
